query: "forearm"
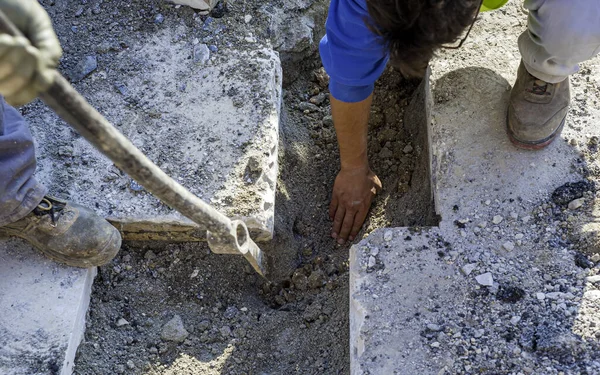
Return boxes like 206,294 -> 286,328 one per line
330,93 -> 373,170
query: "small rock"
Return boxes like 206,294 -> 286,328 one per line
522,215 -> 531,224
219,325 -> 232,337
592,254 -> 600,263
575,252 -> 593,269
568,198 -> 585,210
224,306 -> 239,319
473,329 -> 485,338
584,290 -> 600,300
586,275 -> 600,283
244,14 -> 252,23
190,269 -> 199,278
115,83 -> 129,96
302,301 -> 322,322
403,144 -> 413,154
161,315 -> 189,343
430,342 -> 440,348
475,272 -> 494,287
426,323 -> 442,332
461,263 -> 477,276
383,230 -> 393,242
502,241 -> 515,251
496,285 -> 526,303
367,256 -> 376,268
308,270 -> 325,289
154,14 -> 164,24
193,44 -> 210,65
309,92 -> 327,105
510,316 -> 521,325
492,215 -> 503,225
126,360 -> 135,369
292,269 -> 308,291
70,55 -> 97,82
144,250 -> 157,260
551,181 -> 594,205
536,292 -> 546,300
116,318 -> 130,327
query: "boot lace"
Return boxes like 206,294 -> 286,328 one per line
33,197 -> 67,227
527,79 -> 552,96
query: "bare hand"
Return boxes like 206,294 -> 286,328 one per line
329,166 -> 381,244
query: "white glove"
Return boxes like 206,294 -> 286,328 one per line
167,0 -> 217,14
0,0 -> 62,106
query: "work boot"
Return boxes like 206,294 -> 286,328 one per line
507,61 -> 570,150
0,196 -> 121,268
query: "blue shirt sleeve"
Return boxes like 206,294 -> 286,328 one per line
319,0 -> 389,103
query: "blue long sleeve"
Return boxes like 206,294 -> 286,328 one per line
319,0 -> 389,103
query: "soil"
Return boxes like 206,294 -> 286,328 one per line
31,0 -> 434,374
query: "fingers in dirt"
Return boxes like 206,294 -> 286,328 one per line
337,209 -> 357,244
331,205 -> 346,239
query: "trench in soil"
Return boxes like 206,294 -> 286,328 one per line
73,52 -> 437,375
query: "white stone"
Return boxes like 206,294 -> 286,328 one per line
430,342 -> 440,348
586,275 -> 600,283
244,14 -> 252,23
492,215 -> 503,224
502,241 -> 515,251
383,230 -> 393,242
116,318 -> 130,326
584,290 -> 600,301
536,292 -> 546,300
0,238 -> 96,375
367,256 -> 376,268
522,216 -> 531,224
475,272 -> 494,287
510,316 -> 521,325
461,263 -> 477,276
515,233 -> 524,240
568,198 -> 585,210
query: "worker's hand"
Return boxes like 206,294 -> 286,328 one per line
0,0 -> 62,106
329,166 -> 381,244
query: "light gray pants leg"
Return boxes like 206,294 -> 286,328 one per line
0,97 -> 46,227
520,0 -> 600,83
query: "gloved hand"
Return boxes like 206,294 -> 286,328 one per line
0,0 -> 62,106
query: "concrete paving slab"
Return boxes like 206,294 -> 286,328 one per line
26,26 -> 282,242
350,4 -> 600,374
0,237 -> 95,375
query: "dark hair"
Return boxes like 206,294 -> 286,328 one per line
366,0 -> 480,77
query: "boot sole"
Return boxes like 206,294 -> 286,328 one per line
506,113 -> 566,151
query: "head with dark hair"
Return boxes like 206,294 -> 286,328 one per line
366,0 -> 481,77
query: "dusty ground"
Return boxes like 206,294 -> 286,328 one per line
31,0 -> 429,374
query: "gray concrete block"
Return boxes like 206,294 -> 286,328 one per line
26,27 -> 282,242
350,228 -> 460,375
0,238 -> 95,375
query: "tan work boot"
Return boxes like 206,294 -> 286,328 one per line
0,196 -> 121,268
507,61 -> 570,150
